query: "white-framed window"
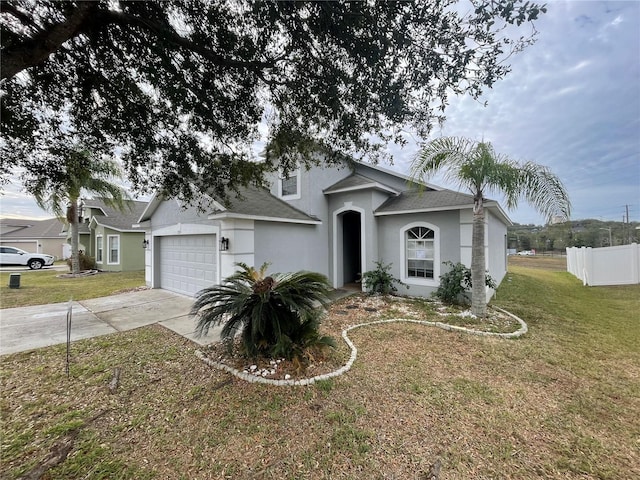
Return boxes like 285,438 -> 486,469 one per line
400,222 -> 440,286
96,235 -> 103,263
107,235 -> 120,264
278,168 -> 301,200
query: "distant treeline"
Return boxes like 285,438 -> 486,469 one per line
508,219 -> 640,252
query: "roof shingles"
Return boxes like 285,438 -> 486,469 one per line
0,218 -> 65,238
375,189 -> 477,214
85,199 -> 148,231
210,187 -> 319,222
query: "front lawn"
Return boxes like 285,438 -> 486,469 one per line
1,263 -> 638,479
0,270 -> 146,308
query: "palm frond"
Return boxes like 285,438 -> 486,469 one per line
518,162 -> 571,222
410,136 -> 483,193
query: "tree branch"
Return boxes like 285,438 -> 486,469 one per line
0,2 -> 41,33
1,1 -> 277,82
98,9 -> 277,71
1,1 -> 95,80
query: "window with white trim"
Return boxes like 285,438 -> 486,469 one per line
96,235 -> 103,263
107,235 -> 120,264
278,168 -> 301,199
400,222 -> 440,285
406,226 -> 435,278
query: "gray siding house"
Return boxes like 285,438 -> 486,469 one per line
69,199 -> 147,272
137,161 -> 511,300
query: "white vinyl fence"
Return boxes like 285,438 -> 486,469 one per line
566,243 -> 640,286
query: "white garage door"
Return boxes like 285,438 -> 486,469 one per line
159,235 -> 217,297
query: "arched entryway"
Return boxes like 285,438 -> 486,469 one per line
333,207 -> 365,289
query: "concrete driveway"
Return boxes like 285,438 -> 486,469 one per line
0,289 -> 222,356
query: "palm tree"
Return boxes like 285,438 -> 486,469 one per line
191,263 -> 335,362
410,137 -> 570,317
26,148 -> 130,275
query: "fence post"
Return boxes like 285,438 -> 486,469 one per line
633,243 -> 639,284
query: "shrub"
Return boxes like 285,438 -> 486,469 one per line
360,261 -> 407,295
434,261 -> 496,305
66,251 -> 97,271
191,263 -> 335,364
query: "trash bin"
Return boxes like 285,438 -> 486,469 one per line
9,273 -> 20,289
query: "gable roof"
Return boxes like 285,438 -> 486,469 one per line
0,218 -> 65,238
323,173 -> 400,196
84,198 -> 148,232
375,188 -> 512,225
375,189 -> 475,214
207,186 -> 320,224
139,185 -> 320,225
354,160 -> 442,192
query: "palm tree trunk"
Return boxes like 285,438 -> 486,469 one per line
471,196 -> 487,317
68,200 -> 80,274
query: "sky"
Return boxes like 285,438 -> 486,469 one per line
1,0 -> 639,225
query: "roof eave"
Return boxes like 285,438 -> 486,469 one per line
208,212 -> 321,225
374,204 -> 474,216
374,201 -> 513,225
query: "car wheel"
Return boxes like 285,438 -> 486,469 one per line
28,259 -> 44,270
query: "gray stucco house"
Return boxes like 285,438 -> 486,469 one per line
136,161 -> 511,300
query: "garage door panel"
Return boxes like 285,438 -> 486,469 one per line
159,234 -> 217,297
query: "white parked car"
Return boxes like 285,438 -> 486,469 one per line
516,250 -> 535,256
0,246 -> 55,269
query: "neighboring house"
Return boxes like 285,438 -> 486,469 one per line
137,161 -> 511,301
66,198 -> 147,272
0,218 -> 67,259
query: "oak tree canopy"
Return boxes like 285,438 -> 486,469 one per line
0,0 -> 545,203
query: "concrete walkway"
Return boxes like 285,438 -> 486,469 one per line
0,289 -> 222,356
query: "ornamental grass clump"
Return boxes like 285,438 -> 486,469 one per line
191,263 -> 335,366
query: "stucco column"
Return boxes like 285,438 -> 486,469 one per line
219,219 -> 255,280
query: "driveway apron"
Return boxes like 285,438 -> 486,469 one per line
0,289 -> 222,356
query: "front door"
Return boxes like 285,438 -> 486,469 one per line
340,210 -> 362,286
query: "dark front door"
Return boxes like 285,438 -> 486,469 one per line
342,210 -> 361,285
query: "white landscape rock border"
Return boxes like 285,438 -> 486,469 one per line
195,306 -> 528,386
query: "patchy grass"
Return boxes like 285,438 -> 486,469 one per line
0,270 -> 145,308
1,263 -> 639,479
508,254 -> 567,271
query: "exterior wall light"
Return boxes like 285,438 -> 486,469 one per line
142,239 -> 150,249
220,237 -> 229,251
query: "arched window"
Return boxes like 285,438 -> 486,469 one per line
400,222 -> 440,285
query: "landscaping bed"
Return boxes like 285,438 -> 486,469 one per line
199,294 -> 524,383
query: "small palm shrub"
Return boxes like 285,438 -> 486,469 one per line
434,261 -> 496,305
361,261 -> 407,295
191,263 -> 335,364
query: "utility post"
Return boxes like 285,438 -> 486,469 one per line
626,205 -> 630,243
